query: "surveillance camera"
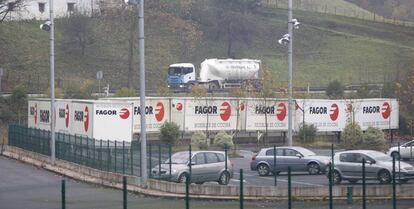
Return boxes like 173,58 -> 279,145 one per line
40,20 -> 51,32
124,0 -> 138,5
292,18 -> 300,29
278,34 -> 290,46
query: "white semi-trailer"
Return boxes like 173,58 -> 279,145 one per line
167,58 -> 262,91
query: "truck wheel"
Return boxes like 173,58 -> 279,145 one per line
208,82 -> 219,91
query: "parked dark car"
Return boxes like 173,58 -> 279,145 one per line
250,146 -> 330,176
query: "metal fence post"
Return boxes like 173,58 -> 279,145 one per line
398,142 -> 401,182
130,142 -> 134,175
99,140 -> 103,170
107,140 -> 110,172
240,169 -> 244,209
288,166 -> 292,209
393,154 -> 396,209
273,145 -> 277,186
158,143 -> 161,178
123,141 -> 126,174
114,141 -> 117,173
185,172 -> 190,209
169,144 -> 172,178
123,176 -> 127,209
86,137 -> 89,166
61,179 -> 65,209
224,145 -> 228,172
149,144 -> 152,178
329,163 -> 333,209
362,158 -> 366,209
80,136 -> 83,164
347,186 -> 353,204
189,144 -> 192,180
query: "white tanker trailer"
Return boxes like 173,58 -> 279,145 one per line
167,58 -> 262,91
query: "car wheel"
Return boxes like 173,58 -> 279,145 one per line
348,179 -> 358,184
178,173 -> 189,183
391,152 -> 400,160
378,170 -> 392,184
307,163 -> 321,175
257,164 -> 270,176
218,172 -> 230,185
331,170 -> 342,184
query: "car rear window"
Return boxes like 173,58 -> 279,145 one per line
206,153 -> 219,163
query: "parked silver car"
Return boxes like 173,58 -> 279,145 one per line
151,150 -> 233,185
250,146 -> 331,176
328,150 -> 414,184
387,140 -> 414,160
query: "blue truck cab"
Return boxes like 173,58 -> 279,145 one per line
167,63 -> 197,90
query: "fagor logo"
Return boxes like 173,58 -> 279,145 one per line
119,108 -> 130,119
330,104 -> 339,121
65,104 -> 69,128
382,102 -> 391,119
277,103 -> 287,121
155,102 -> 165,122
175,103 -> 183,111
220,102 -> 231,121
84,106 -> 89,132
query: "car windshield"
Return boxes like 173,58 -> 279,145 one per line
168,67 -> 193,75
165,152 -> 190,164
296,147 -> 316,156
369,151 -> 392,161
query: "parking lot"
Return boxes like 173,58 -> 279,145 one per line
227,149 -> 414,188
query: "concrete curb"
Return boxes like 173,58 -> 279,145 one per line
3,145 -> 414,201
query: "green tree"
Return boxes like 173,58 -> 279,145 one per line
62,12 -> 95,56
341,123 -> 363,149
298,123 -> 317,144
213,131 -> 234,149
326,80 -> 344,99
362,127 -> 386,151
191,131 -> 209,150
114,87 -> 136,97
64,79 -> 95,99
396,65 -> 414,136
159,122 -> 180,145
46,87 -> 65,98
9,84 -> 27,124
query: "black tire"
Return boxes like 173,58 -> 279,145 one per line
378,170 -> 392,184
307,163 -> 321,175
257,164 -> 270,176
218,171 -> 230,185
348,179 -> 358,184
178,173 -> 189,183
332,170 -> 342,184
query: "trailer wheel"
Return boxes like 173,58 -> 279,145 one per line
208,82 -> 219,91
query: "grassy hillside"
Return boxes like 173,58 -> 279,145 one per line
0,2 -> 413,94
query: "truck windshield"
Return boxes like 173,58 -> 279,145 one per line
168,67 -> 193,75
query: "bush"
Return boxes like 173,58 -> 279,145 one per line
298,123 -> 317,144
159,122 -> 180,145
213,131 -> 234,149
362,127 -> 386,151
114,87 -> 136,97
191,131 -> 209,150
326,80 -> 344,99
341,123 -> 363,149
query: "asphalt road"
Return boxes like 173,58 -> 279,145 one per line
228,149 -> 414,187
3,155 -> 414,209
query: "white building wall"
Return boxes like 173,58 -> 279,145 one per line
6,0 -> 99,20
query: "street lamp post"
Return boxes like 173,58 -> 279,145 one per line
137,0 -> 147,185
287,0 -> 293,146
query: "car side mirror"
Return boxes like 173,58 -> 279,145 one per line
366,160 -> 374,165
296,153 -> 302,158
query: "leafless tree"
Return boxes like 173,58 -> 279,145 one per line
0,0 -> 25,22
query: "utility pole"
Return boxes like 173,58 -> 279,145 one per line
137,0 -> 147,185
49,0 -> 56,164
287,0 -> 293,146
